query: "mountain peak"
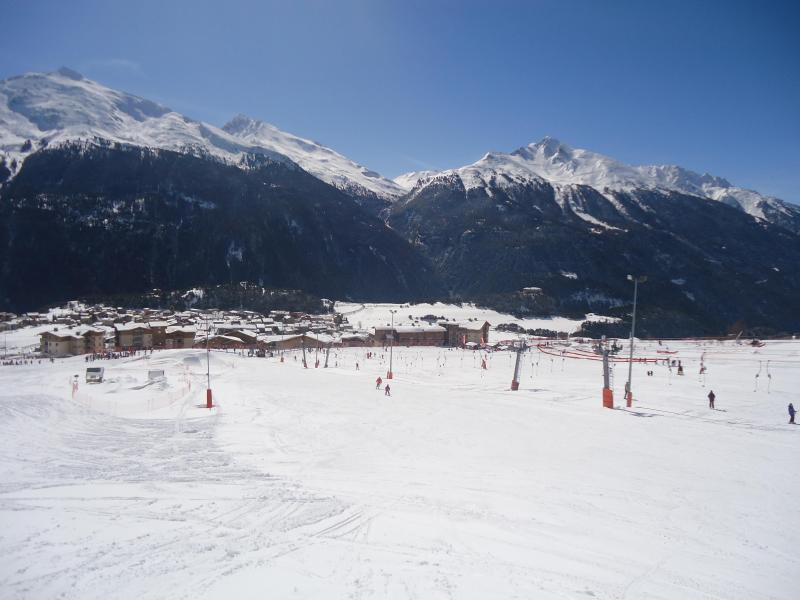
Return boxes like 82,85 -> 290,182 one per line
409,136 -> 797,228
222,114 -> 267,136
54,67 -> 85,81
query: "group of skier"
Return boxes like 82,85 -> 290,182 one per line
375,376 -> 390,396
707,391 -> 795,424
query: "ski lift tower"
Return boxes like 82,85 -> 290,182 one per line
599,336 -> 614,408
205,315 -> 213,409
510,340 -> 527,390
387,309 -> 397,379
625,275 -> 647,407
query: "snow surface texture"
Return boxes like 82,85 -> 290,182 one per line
0,69 -> 400,199
1,333 -> 798,598
334,301 -> 591,334
395,137 -> 800,225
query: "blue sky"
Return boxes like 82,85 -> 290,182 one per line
1,0 -> 798,201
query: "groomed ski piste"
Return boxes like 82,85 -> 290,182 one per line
1,328 -> 798,598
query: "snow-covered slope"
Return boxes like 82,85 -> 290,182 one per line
396,137 -> 800,229
0,69 -> 403,200
223,115 -> 404,200
2,340 -> 798,598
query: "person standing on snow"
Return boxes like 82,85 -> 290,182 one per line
384,384 -> 391,397
708,390 -> 716,409
375,376 -> 382,389
789,403 -> 796,424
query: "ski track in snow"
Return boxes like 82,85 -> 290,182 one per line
0,339 -> 798,599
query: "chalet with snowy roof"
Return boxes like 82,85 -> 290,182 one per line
147,321 -> 170,347
165,326 -> 196,349
259,334 -> 305,351
303,332 -> 336,348
40,328 -> 106,357
374,325 -> 447,347
258,333 -> 331,351
226,330 -> 259,345
439,321 -> 490,346
340,333 -> 372,347
115,323 -> 153,349
201,334 -> 248,349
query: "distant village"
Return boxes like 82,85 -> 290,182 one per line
0,301 -> 492,358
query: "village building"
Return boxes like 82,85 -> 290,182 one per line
374,325 -> 447,347
258,333 -> 327,351
83,328 -> 106,353
340,333 -> 372,347
40,328 -> 108,357
201,334 -> 248,349
115,323 -> 154,349
40,331 -> 82,357
164,326 -> 196,349
147,321 -> 170,347
226,330 -> 259,345
440,321 -> 491,346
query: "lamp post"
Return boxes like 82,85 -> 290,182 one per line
387,309 -> 396,379
625,275 -> 647,407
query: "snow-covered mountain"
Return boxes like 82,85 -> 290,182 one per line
393,170 -> 439,190
395,137 -> 800,231
0,68 -> 289,170
222,115 -> 404,200
0,68 -> 402,201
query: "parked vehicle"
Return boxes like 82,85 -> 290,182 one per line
85,367 -> 104,383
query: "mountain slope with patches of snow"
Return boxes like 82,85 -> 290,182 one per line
395,137 -> 800,232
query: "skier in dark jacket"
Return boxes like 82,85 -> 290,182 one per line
708,390 -> 716,409
789,403 -> 796,424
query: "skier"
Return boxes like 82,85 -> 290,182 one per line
384,384 -> 391,396
708,389 -> 716,409
789,403 -> 796,424
355,362 -> 360,371
375,376 -> 382,389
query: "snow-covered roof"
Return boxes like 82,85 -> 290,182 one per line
115,322 -> 152,332
304,332 -> 336,344
259,334 -> 304,344
393,326 -> 446,334
41,330 -> 80,340
208,335 -> 246,344
451,321 -> 490,331
165,326 -> 196,335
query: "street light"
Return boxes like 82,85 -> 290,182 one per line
625,275 -> 647,407
387,309 -> 397,379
